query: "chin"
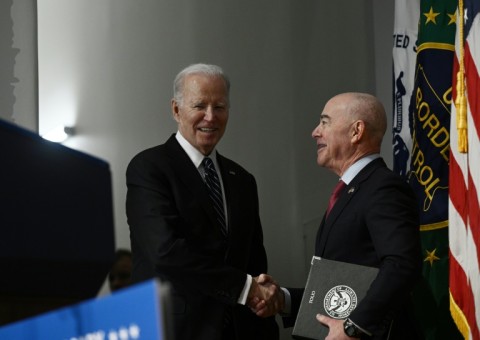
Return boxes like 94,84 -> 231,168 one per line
199,138 -> 218,149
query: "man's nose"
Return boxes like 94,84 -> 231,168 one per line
204,106 -> 214,120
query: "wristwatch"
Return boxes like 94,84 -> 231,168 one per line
344,318 -> 363,338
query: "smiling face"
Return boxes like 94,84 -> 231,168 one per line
172,73 -> 229,155
311,94 -> 356,175
312,93 -> 387,176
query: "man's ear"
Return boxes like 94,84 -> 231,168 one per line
172,99 -> 180,122
351,120 -> 365,142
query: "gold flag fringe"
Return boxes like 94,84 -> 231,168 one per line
450,291 -> 471,339
455,0 -> 468,153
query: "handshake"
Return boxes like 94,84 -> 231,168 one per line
247,274 -> 285,317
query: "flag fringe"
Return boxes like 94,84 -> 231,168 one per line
450,291 -> 471,339
455,73 -> 468,152
456,0 -> 468,153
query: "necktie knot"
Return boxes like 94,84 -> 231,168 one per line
203,157 -> 215,172
326,180 -> 346,217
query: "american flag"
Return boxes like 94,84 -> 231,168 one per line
449,0 -> 480,339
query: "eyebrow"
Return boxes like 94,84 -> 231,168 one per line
320,114 -> 331,120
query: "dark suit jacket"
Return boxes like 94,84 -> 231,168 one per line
126,134 -> 278,340
286,158 -> 423,340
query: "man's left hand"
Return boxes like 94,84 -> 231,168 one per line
316,314 -> 359,340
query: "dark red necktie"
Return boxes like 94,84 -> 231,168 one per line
326,180 -> 346,217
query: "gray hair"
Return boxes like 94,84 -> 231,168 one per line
173,63 -> 230,106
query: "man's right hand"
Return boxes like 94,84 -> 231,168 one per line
247,274 -> 284,317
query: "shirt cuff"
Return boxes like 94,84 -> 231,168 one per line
238,274 -> 252,305
279,287 -> 291,316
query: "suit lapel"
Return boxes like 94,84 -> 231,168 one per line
316,184 -> 356,255
316,158 -> 386,255
165,136 -> 222,234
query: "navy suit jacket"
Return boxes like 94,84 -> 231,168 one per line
286,158 -> 423,339
126,134 -> 278,340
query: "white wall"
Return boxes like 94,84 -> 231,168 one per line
1,0 -> 38,130
36,0 -> 393,337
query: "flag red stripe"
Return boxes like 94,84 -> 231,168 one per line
465,43 -> 480,136
449,251 -> 480,340
467,172 -> 480,266
450,54 -> 468,228
449,149 -> 468,226
465,40 -> 480,267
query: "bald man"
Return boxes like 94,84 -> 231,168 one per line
256,93 -> 423,340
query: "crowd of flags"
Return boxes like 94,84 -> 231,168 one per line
393,0 -> 479,339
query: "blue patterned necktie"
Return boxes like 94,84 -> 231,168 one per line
203,157 -> 227,236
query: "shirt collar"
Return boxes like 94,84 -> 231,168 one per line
341,154 -> 381,185
175,131 -> 218,168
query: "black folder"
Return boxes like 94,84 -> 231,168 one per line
292,256 -> 379,340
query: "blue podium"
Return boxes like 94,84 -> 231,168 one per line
0,279 -> 171,340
